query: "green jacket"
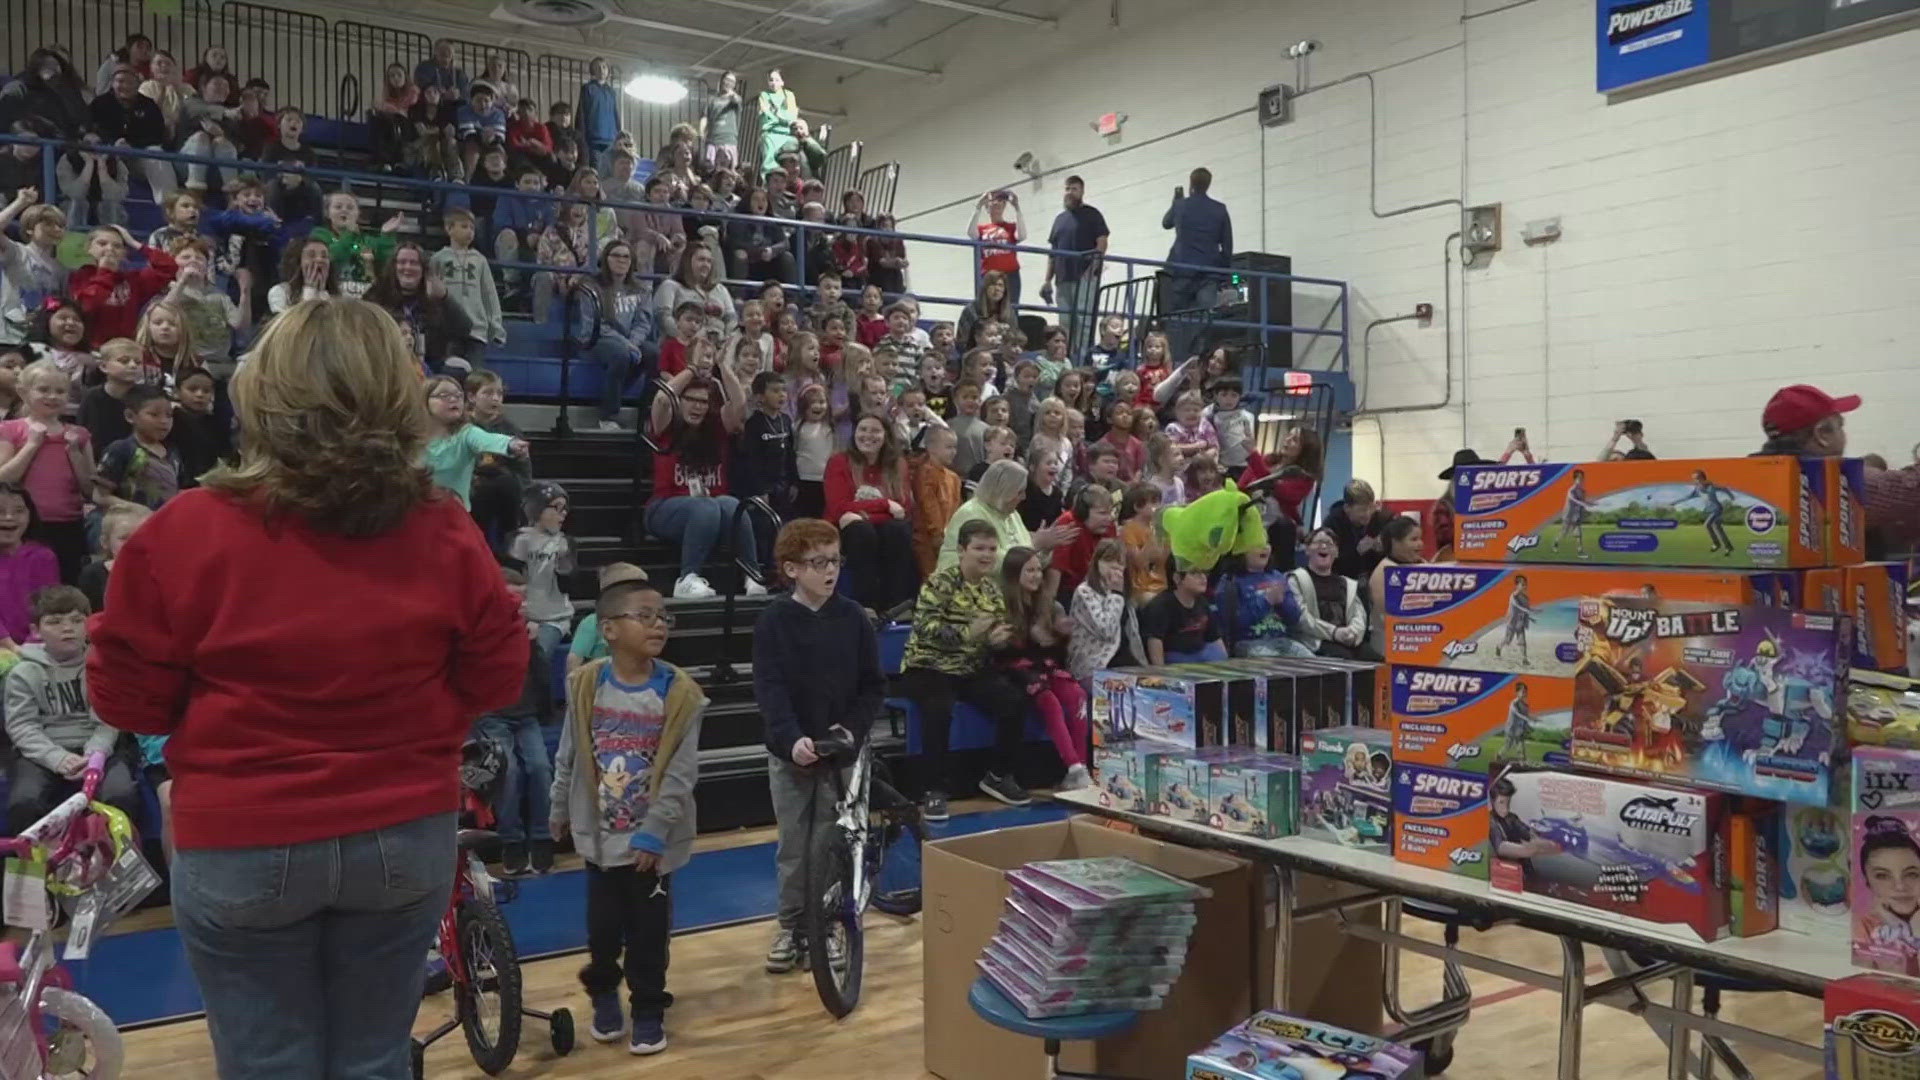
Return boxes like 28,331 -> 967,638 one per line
901,565 -> 1007,676
310,226 -> 397,290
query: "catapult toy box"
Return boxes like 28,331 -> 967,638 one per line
1826,973 -> 1920,1080
1851,748 -> 1920,977
1298,726 -> 1393,853
1570,598 -> 1849,806
1450,456 -> 1846,569
1208,754 -> 1301,840
1383,564 -> 1780,679
1187,1012 -> 1425,1080
1389,665 -> 1573,774
1393,763 -> 1492,880
1489,767 -> 1734,941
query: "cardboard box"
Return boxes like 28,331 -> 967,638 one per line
1389,665 -> 1573,774
1830,457 -> 1869,568
1298,727 -> 1393,853
1845,562 -> 1911,673
1209,755 -> 1301,840
1393,763 -> 1492,880
1093,741 -> 1152,813
1849,670 -> 1920,750
1383,563 -> 1779,678
1728,801 -> 1779,938
1099,667 -> 1262,750
1851,748 -> 1920,977
1826,973 -> 1920,1080
1800,568 -> 1846,613
1777,772 -> 1851,940
1489,767 -> 1732,942
1570,599 -> 1849,807
1451,456 -> 1829,568
922,819 -> 1259,1080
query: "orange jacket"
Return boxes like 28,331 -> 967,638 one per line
911,458 -> 962,577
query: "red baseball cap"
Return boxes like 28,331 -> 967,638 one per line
1762,384 -> 1860,437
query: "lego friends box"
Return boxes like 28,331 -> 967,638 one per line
1450,457 -> 1863,569
1571,598 -> 1849,806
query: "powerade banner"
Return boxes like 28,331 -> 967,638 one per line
1598,0 -> 1920,93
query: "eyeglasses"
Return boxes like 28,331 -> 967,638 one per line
608,609 -> 675,628
428,390 -> 465,403
797,555 -> 843,571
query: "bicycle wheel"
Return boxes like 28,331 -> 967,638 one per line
40,987 -> 123,1080
869,778 -> 925,917
804,827 -> 864,1018
456,898 -> 524,1075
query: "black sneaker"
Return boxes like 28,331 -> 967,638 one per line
922,791 -> 950,823
979,771 -> 1031,807
529,838 -> 555,874
500,841 -> 530,878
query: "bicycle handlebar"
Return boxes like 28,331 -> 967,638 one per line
812,725 -> 857,763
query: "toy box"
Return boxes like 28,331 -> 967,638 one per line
1186,1012 -> 1425,1080
1151,747 -> 1246,823
1390,665 -> 1573,773
1847,563 -> 1911,673
1093,739 -> 1177,814
1098,666 -> 1263,749
1801,568 -> 1847,613
1851,748 -> 1920,977
1777,775 -> 1851,940
1298,726 -> 1393,853
1826,973 -> 1920,1080
1383,563 -> 1780,678
1177,662 -> 1273,749
1450,456 -> 1831,569
1393,764 -> 1492,880
1832,457 -> 1869,568
1209,754 -> 1301,840
1489,767 -> 1733,941
1850,670 -> 1920,750
1729,800 -> 1780,938
1570,598 -> 1849,806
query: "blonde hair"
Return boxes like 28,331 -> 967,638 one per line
204,299 -> 434,537
100,503 -> 152,554
97,338 -> 141,364
18,359 -> 66,394
972,458 -> 1028,513
136,301 -> 194,376
1175,390 -> 1204,411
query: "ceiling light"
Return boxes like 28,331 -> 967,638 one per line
624,74 -> 689,104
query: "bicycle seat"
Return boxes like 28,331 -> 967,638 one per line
456,829 -> 499,853
0,941 -> 22,985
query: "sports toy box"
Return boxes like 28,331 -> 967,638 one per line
1298,727 -> 1393,854
1450,456 -> 1866,569
1570,598 -> 1849,806
1383,563 -> 1780,679
1187,1012 -> 1424,1080
1489,767 -> 1737,942
1389,665 -> 1573,774
1208,754 -> 1301,840
1393,763 -> 1492,880
1795,564 -> 1910,673
1826,973 -> 1920,1080
1850,748 -> 1920,977
1728,799 -> 1780,938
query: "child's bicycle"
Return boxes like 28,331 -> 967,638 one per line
410,741 -> 575,1078
802,724 -> 925,1019
0,750 -> 160,1080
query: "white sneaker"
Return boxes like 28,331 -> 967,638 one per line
1061,763 -> 1091,791
765,928 -> 799,973
744,577 -> 769,597
674,573 -> 717,599
597,419 -> 629,433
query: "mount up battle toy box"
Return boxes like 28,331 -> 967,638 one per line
1489,767 -> 1735,942
1187,1012 -> 1425,1080
1298,726 -> 1393,853
1851,748 -> 1920,977
1384,564 -> 1781,679
1390,665 -> 1574,774
1570,598 -> 1849,807
1393,764 -> 1492,880
1450,456 -> 1864,569
1826,973 -> 1920,1080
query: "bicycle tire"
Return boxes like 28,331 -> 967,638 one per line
869,783 -> 926,917
804,828 -> 864,1019
40,987 -> 122,1080
456,898 -> 524,1075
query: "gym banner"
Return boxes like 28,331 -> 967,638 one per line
1597,0 -> 1920,93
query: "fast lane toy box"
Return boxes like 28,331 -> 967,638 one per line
1850,748 -> 1920,978
1390,665 -> 1573,773
1489,767 -> 1743,942
1393,764 -> 1492,880
1298,727 -> 1392,853
1187,1012 -> 1425,1080
1826,973 -> 1920,1080
1570,598 -> 1849,806
1449,456 -> 1866,569
1383,563 -> 1782,679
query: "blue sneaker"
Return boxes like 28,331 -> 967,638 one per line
589,993 -> 624,1043
629,1014 -> 666,1056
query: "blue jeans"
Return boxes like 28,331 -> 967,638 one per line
646,494 -> 755,580
1166,642 -> 1228,664
585,335 -> 643,420
474,713 -> 553,846
1058,274 -> 1101,356
171,811 -> 455,1080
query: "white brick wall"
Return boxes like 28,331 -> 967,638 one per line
803,0 -> 1920,502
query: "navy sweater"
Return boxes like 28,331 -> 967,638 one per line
752,593 -> 885,762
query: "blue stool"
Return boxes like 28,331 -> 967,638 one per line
968,977 -> 1139,1080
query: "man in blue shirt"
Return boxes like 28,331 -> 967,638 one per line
1161,167 -> 1233,361
1040,175 -> 1108,359
577,57 -> 620,174
413,39 -> 469,98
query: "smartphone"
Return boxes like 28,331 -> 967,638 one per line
1623,419 -> 1643,436
1174,185 -> 1185,199
1514,427 -> 1526,440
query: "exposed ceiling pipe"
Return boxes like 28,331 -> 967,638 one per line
909,0 -> 1054,27
671,0 -> 833,26
602,11 -> 943,78
687,0 -> 814,71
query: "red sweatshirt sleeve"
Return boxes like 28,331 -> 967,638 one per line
88,529 -> 188,737
133,246 -> 179,304
70,267 -> 118,327
449,517 -> 532,720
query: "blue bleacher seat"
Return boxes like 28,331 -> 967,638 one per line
877,623 -> 1054,755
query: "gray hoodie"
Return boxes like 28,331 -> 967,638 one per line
4,644 -> 119,772
551,658 -> 705,872
429,246 -> 506,345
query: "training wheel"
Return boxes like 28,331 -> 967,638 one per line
1416,1034 -> 1455,1075
549,1007 -> 575,1056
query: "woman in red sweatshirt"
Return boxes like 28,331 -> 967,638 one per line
88,298 -> 527,1080
68,225 -> 177,346
825,412 -> 919,614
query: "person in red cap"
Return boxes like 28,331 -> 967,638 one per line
1757,383 -> 1920,553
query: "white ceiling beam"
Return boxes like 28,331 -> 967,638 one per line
687,0 -> 813,71
602,12 -> 942,78
910,0 -> 1054,27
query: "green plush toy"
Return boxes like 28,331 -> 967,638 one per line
1159,480 -> 1266,572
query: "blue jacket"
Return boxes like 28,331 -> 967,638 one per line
1214,569 -> 1302,646
1162,191 -> 1233,271
494,192 -> 551,237
577,81 -> 619,145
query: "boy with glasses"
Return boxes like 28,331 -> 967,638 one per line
752,518 -> 886,974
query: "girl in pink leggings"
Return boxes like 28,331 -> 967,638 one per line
997,546 -> 1091,790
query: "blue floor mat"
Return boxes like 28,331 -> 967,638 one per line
75,801 -> 1072,1028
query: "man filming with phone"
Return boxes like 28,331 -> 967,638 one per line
1599,419 -> 1655,461
1161,167 -> 1233,362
